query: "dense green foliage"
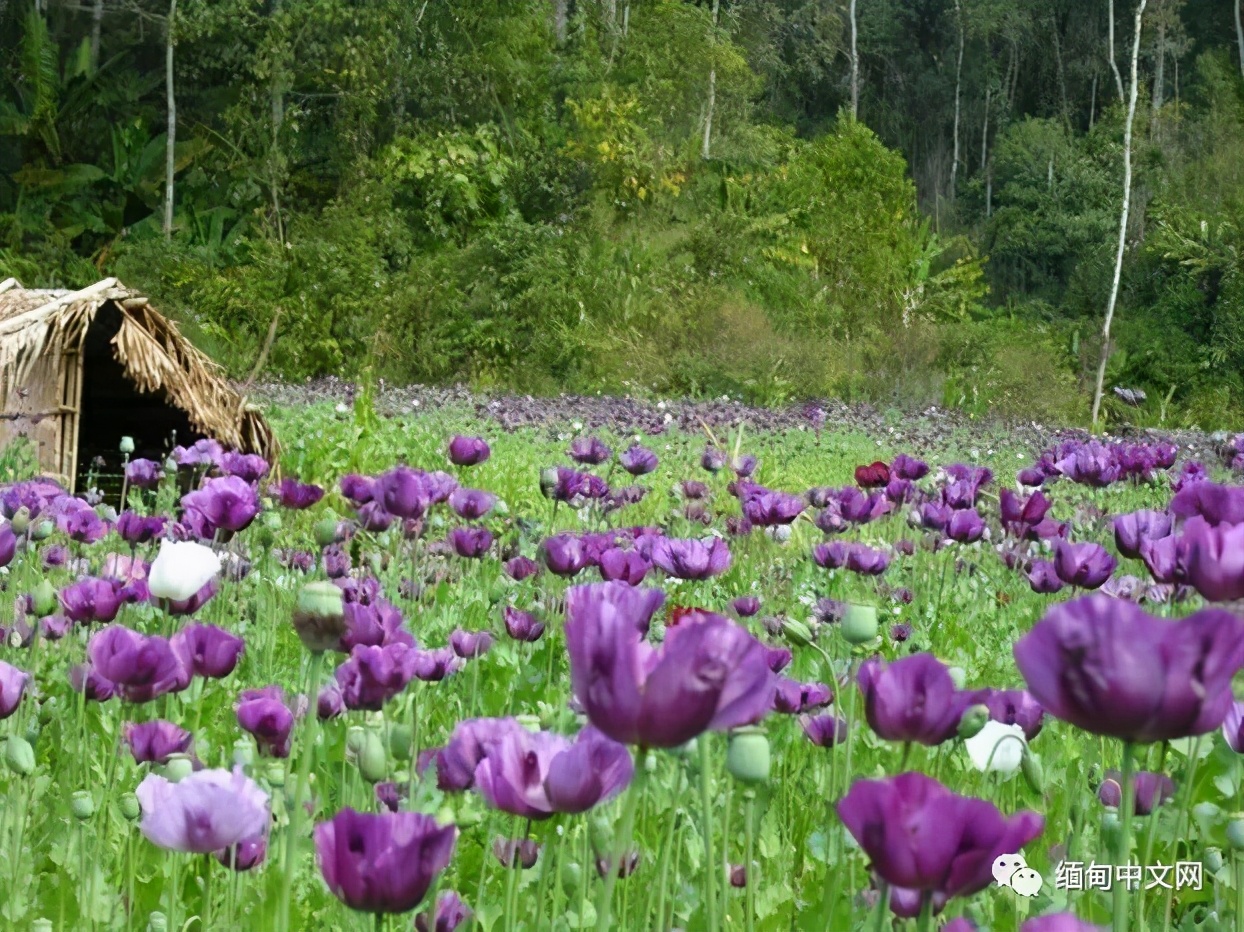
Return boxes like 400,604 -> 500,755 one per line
1,1 -> 1242,424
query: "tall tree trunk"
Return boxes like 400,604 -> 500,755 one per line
1051,12 -> 1071,130
269,0 -> 286,243
980,85 -> 989,171
90,0 -> 104,68
1108,0 -> 1126,101
1091,0 -> 1149,430
1090,71 -> 1098,128
163,0 -> 176,240
701,0 -> 720,160
553,0 -> 569,44
949,0 -> 964,199
1151,14 -> 1165,120
1237,0 -> 1244,80
849,0 -> 859,119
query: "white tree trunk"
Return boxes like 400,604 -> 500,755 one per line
1091,0 -> 1148,429
91,0 -> 104,68
849,0 -> 859,119
980,85 -> 989,171
949,0 -> 964,198
163,0 -> 176,240
702,0 -> 720,160
1151,16 -> 1165,119
1108,0 -> 1125,101
1090,71 -> 1098,128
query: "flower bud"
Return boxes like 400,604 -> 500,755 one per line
119,436 -> 136,455
346,726 -> 367,759
358,731 -> 388,784
1101,812 -> 1122,852
71,790 -> 95,821
9,506 -> 30,536
644,754 -> 657,774
162,754 -> 195,783
314,515 -> 342,549
120,793 -> 141,821
266,761 -> 287,787
1020,749 -> 1044,794
1227,816 -> 1244,852
38,697 -> 56,726
560,861 -> 583,895
957,705 -> 990,740
1205,847 -> 1224,873
726,727 -> 770,785
539,467 -> 560,500
590,814 -> 614,854
840,604 -> 879,645
947,666 -> 967,690
388,724 -> 413,761
292,581 -> 346,653
4,736 -> 35,776
147,911 -> 169,932
781,618 -> 814,647
30,519 -> 54,541
255,525 -> 276,550
30,580 -> 57,618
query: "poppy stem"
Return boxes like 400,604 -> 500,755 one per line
596,747 -> 648,931
277,649 -> 324,932
697,739 -> 720,932
915,891 -> 934,932
871,880 -> 889,932
1113,741 -> 1136,932
744,790 -> 757,932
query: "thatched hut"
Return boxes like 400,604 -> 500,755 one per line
0,277 -> 276,492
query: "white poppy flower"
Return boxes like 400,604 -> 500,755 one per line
147,540 -> 221,602
965,720 -> 1027,774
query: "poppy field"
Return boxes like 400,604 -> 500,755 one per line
2,396 -> 1244,932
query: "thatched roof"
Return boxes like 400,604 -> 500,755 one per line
0,277 -> 276,459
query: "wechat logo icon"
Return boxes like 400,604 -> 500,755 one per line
993,853 -> 1043,898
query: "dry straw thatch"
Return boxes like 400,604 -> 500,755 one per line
1,277 -> 275,480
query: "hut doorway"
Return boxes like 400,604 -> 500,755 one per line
76,302 -> 200,494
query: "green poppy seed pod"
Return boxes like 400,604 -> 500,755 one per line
71,790 -> 95,821
292,581 -> 346,653
147,911 -> 169,932
255,525 -> 276,550
314,515 -> 342,549
1227,816 -> 1244,852
388,724 -> 413,761
957,705 -> 990,740
1020,749 -> 1044,794
840,604 -> 879,645
30,519 -> 54,541
560,861 -> 583,896
9,506 -> 30,536
120,793 -> 141,822
947,666 -> 967,690
539,467 -> 560,500
358,731 -> 388,784
1101,812 -> 1123,852
726,727 -> 770,785
162,754 -> 194,784
37,697 -> 56,726
233,738 -> 255,768
5,736 -> 35,776
1205,847 -> 1224,873
119,436 -> 136,455
31,580 -> 57,618
266,761 -> 286,787
781,618 -> 814,647
31,919 -> 53,932
346,725 -> 367,760
516,714 -> 542,733
590,814 -> 614,854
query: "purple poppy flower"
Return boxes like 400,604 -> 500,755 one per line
1224,701 -> 1244,752
731,595 -> 760,617
1000,490 -> 1059,540
1014,595 -> 1244,742
340,474 -> 376,506
742,491 -> 804,527
857,654 -> 971,746
374,781 -> 407,813
946,509 -> 985,543
318,686 -> 345,720
503,607 -> 544,642
1017,466 -> 1047,487
565,583 -> 774,748
161,579 -> 218,617
597,548 -> 650,586
341,599 -> 413,652
650,536 -> 731,580
215,834 -> 267,871
1170,482 -> 1244,527
220,452 -> 269,483
474,725 -> 633,819
40,615 -> 72,640
125,720 -> 193,765
415,891 -> 472,932
69,663 -> 117,701
376,467 -> 432,520
126,459 -> 164,489
1055,442 -> 1121,488
0,661 -> 29,719
837,772 -> 1043,902
270,478 -> 324,510
1182,516 -> 1244,602
701,447 -> 727,473
1113,510 -> 1173,559
450,628 -> 494,659
171,623 -> 245,679
336,644 -> 419,710
0,522 -> 15,569
840,488 -> 891,524
1139,533 -> 1190,584
890,622 -> 913,642
730,455 -> 757,479
182,476 -> 260,534
891,454 -> 929,481
503,556 -> 540,581
436,718 -> 524,792
56,500 -> 109,543
682,480 -> 710,500
846,545 -> 890,576
569,437 -> 611,465
1019,916 -> 1105,932
918,502 -> 951,532
412,648 -> 464,682
236,689 -> 296,757
1052,540 -> 1116,589
1097,770 -> 1175,815
136,766 -> 269,854
1171,461 -> 1208,493
314,809 -> 457,914
619,445 -> 658,476
493,837 -> 541,869
800,713 -> 849,747
448,436 -> 490,467
448,526 -> 493,559
773,678 -> 833,714
542,534 -> 589,577
171,439 -> 224,469
765,646 -> 793,673
975,688 -> 1045,741
449,489 -> 495,521
116,511 -> 167,545
60,578 -> 125,624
